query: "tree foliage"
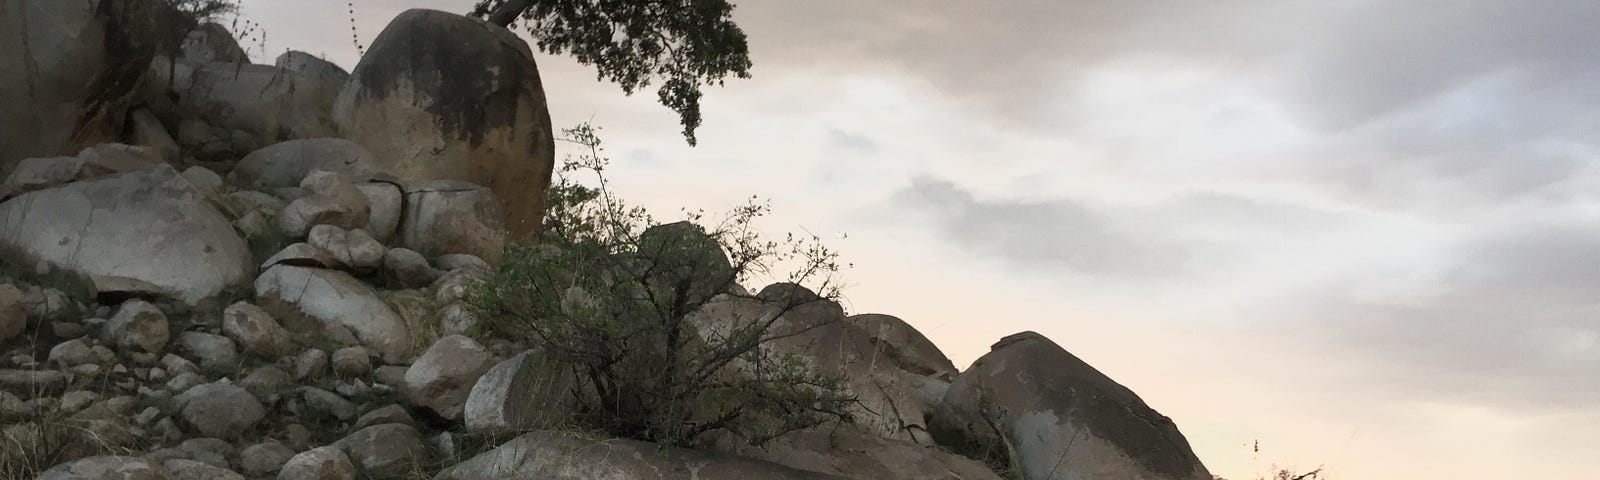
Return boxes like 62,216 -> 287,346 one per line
470,123 -> 853,446
469,0 -> 753,146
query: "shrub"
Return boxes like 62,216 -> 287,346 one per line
471,123 -> 855,447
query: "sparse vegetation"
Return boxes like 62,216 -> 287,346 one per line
470,123 -> 856,447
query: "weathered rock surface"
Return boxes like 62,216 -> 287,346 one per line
277,446 -> 356,480
0,165 -> 254,305
333,423 -> 429,479
404,335 -> 496,420
174,63 -> 339,146
233,138 -> 379,189
433,430 -> 842,480
176,382 -> 264,440
718,428 -> 1002,480
464,352 -> 573,433
222,301 -> 295,357
275,51 -> 349,85
690,285 -> 933,444
0,282 -> 24,343
103,300 -> 170,353
931,332 -> 1212,480
383,247 -> 441,288
0,0 -> 160,169
335,8 -> 554,240
847,313 -> 957,380
255,265 -> 410,362
36,456 -> 171,480
178,22 -> 246,65
400,180 -> 506,264
161,458 -> 244,480
357,181 -> 403,241
174,331 -> 239,374
279,170 -> 371,238
239,442 -> 297,477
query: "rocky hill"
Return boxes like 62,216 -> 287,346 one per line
0,2 -> 1212,479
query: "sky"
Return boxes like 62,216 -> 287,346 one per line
236,1 -> 1600,478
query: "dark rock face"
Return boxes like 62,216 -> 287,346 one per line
334,8 -> 555,241
0,0 -> 160,171
931,332 -> 1212,480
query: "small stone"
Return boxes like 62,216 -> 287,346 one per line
294,349 -> 329,381
103,300 -> 170,353
49,339 -> 95,367
331,346 -> 372,377
177,382 -> 264,439
175,331 -> 239,374
351,404 -> 415,431
222,301 -> 295,357
166,372 -> 206,393
300,387 -> 356,421
240,441 -> 297,477
51,321 -> 85,338
382,247 -> 441,288
277,446 -> 356,480
135,406 -> 162,426
373,365 -> 408,388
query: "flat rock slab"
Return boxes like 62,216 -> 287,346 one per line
0,165 -> 253,305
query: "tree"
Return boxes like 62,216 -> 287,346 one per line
469,0 -> 752,146
470,123 -> 855,446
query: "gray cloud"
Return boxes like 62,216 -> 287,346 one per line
891,177 -> 1191,277
1281,219 -> 1600,413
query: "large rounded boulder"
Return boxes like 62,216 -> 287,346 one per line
0,164 -> 254,305
333,8 -> 554,241
930,332 -> 1213,480
0,0 -> 160,170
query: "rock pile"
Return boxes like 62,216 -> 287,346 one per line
0,3 -> 1211,480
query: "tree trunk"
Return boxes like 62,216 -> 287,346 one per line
487,0 -> 534,27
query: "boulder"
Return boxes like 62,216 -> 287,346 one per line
433,430 -> 841,480
36,456 -> 171,480
637,221 -> 736,306
176,381 -> 265,440
716,428 -> 1002,480
930,332 -> 1212,480
127,108 -> 180,163
174,63 -> 339,146
0,0 -> 160,169
0,282 -> 23,343
333,423 -> 428,479
275,51 -> 349,85
331,346 -> 372,377
400,180 -> 505,264
334,8 -> 555,240
178,22 -> 247,64
103,300 -> 170,353
255,265 -> 410,362
307,225 -> 385,272
357,182 -> 402,241
276,446 -> 356,480
232,138 -> 379,190
403,335 -> 496,420
847,313 -> 957,380
689,285 -> 933,444
174,331 -> 239,374
238,365 -> 292,399
1,143 -> 162,199
463,352 -> 574,434
180,165 -> 223,195
221,301 -> 294,357
383,248 -> 441,288
299,386 -> 355,421
161,459 -> 244,480
239,442 -> 297,478
279,170 -> 371,238
0,165 -> 254,305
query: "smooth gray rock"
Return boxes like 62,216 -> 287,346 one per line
240,442 -> 297,477
0,165 -> 254,304
178,23 -> 246,64
383,248 -> 441,288
464,352 -> 573,434
357,182 -> 403,241
333,423 -> 428,479
173,63 -> 339,146
400,180 -> 506,265
36,456 -> 171,480
274,51 -> 349,85
176,382 -> 264,440
174,331 -> 239,374
255,265 -> 410,362
279,170 -> 371,238
233,138 -> 379,189
403,335 -> 496,420
161,458 -> 244,480
276,446 -> 355,480
0,283 -> 22,343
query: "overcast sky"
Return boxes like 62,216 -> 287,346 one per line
239,1 -> 1600,478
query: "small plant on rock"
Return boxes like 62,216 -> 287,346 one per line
471,123 -> 856,447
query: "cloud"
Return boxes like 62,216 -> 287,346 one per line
890,177 -> 1192,277
1279,216 -> 1600,414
